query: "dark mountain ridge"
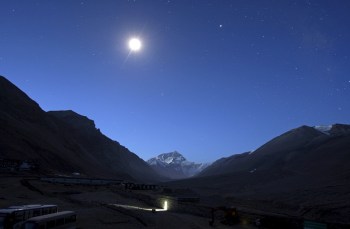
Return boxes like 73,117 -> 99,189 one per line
199,124 -> 350,177
0,75 -> 161,181
169,124 -> 350,224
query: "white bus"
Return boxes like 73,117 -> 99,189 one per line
0,205 -> 57,229
21,211 -> 76,229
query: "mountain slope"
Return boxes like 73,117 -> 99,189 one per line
147,151 -> 210,179
170,124 -> 350,223
198,125 -> 350,177
0,75 -> 161,181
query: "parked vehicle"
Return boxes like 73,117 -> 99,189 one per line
0,205 -> 58,229
21,211 -> 76,229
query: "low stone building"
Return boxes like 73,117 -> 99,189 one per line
40,177 -> 123,186
0,158 -> 37,171
123,182 -> 159,190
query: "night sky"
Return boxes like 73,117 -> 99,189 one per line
1,0 -> 349,163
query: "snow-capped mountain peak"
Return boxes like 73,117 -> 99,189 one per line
155,151 -> 186,165
147,151 -> 211,179
314,125 -> 333,135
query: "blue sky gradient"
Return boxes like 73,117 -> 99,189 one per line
1,0 -> 349,162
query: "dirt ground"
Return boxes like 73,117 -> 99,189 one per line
0,175 -> 256,229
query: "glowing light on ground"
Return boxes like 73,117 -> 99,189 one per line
163,201 -> 168,211
111,203 -> 167,212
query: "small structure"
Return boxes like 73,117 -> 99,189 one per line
40,177 -> 123,186
0,158 -> 18,171
0,158 -> 37,171
123,182 -> 159,190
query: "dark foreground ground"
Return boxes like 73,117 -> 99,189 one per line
0,175 -> 255,229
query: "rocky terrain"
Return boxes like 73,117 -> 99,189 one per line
167,124 -> 350,225
0,174 -> 255,229
199,124 -> 350,177
147,151 -> 210,179
0,75 -> 161,182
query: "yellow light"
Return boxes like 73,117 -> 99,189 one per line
163,201 -> 168,211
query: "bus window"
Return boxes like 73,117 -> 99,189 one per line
33,210 -> 40,217
65,215 -> 76,223
15,211 -> 24,221
41,208 -> 47,215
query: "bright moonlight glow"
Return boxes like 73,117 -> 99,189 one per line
128,38 -> 142,51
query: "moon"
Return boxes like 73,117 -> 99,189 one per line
128,38 -> 142,52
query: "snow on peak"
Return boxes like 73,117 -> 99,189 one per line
155,151 -> 186,165
147,158 -> 159,166
147,151 -> 211,178
314,125 -> 333,135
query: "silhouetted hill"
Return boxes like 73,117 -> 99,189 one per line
199,125 -> 350,177
170,125 -> 350,224
0,75 -> 161,181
